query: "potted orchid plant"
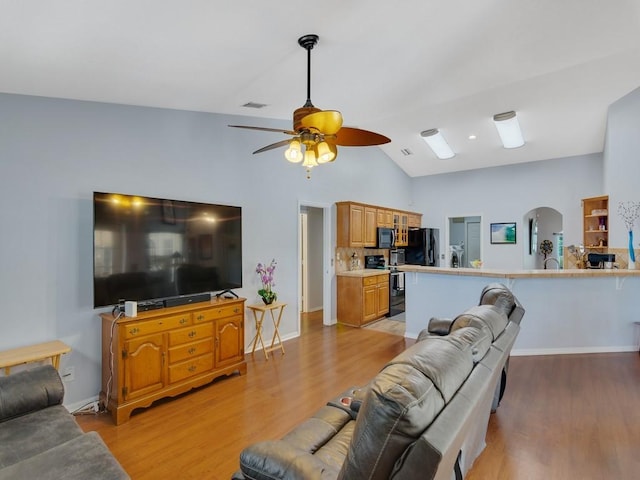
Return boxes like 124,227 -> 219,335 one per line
256,259 -> 277,304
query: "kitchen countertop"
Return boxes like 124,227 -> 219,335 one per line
336,269 -> 391,277
399,265 -> 640,278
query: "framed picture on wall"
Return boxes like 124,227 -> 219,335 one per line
490,222 -> 517,244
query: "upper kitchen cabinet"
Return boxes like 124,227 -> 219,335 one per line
337,202 -> 377,248
337,201 -> 422,248
393,211 -> 409,247
377,208 -> 394,228
408,213 -> 422,229
582,195 -> 609,250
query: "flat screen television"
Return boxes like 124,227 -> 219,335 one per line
93,192 -> 242,308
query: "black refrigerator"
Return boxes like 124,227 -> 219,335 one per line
405,228 -> 440,266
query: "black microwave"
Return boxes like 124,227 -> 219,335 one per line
376,227 -> 395,249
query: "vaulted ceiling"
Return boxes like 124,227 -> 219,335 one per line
2,0 -> 640,177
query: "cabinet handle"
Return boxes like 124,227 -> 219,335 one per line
234,308 -> 239,313
197,314 -> 204,321
129,327 -> 140,335
188,365 -> 196,372
188,330 -> 197,338
188,347 -> 196,355
180,318 -> 187,324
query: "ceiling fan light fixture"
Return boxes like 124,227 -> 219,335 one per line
285,138 -> 303,163
315,141 -> 337,164
302,148 -> 319,169
420,129 -> 455,159
493,111 -> 525,148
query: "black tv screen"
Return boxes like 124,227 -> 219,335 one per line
93,192 -> 242,308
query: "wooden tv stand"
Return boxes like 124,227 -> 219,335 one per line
100,297 -> 246,424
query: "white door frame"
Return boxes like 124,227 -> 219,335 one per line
298,201 -> 334,330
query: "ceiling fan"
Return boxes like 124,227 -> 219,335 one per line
229,34 -> 391,178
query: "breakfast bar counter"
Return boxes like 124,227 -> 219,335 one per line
400,266 -> 640,355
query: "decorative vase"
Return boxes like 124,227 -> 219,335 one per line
629,230 -> 636,269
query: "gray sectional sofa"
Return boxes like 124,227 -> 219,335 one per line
232,283 -> 524,480
0,365 -> 129,480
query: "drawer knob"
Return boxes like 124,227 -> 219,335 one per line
188,330 -> 197,338
197,314 -> 204,321
188,347 -> 196,355
188,365 -> 196,372
129,327 -> 140,335
180,318 -> 187,324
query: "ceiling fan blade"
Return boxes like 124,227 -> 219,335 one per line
229,124 -> 298,136
300,110 -> 343,135
253,139 -> 292,154
327,127 -> 391,146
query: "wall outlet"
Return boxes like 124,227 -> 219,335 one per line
62,366 -> 75,382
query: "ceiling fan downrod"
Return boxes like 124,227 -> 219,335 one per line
297,34 -> 319,110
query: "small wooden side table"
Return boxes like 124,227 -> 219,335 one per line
0,340 -> 71,375
247,302 -> 287,360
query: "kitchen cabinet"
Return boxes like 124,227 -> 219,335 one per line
408,213 -> 422,229
100,298 -> 246,424
337,201 -> 421,248
336,202 -> 377,247
582,195 -> 609,250
377,208 -> 394,228
393,211 -> 409,247
337,273 -> 390,326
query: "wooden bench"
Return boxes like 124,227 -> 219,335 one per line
0,340 -> 71,375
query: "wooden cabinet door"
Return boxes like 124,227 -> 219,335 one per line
393,212 -> 409,247
408,213 -> 422,229
363,285 -> 378,323
215,316 -> 244,368
122,333 -> 165,401
349,204 -> 365,247
377,280 -> 390,317
377,209 -> 393,228
364,206 -> 377,247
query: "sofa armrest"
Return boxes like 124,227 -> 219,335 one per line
0,365 -> 64,423
237,440 -> 339,480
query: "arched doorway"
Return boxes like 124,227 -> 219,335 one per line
523,207 -> 563,269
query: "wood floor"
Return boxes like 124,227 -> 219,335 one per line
76,312 -> 640,479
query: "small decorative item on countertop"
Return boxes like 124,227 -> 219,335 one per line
617,201 -> 640,270
470,259 -> 483,269
256,259 -> 277,304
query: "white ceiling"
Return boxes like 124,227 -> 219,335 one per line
2,0 -> 640,177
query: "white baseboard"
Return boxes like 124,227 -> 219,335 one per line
512,345 -> 638,356
64,395 -> 99,413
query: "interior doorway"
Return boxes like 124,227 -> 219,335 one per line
523,207 -> 563,269
298,203 -> 332,329
446,215 -> 482,268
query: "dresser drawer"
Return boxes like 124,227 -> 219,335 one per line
168,323 -> 213,347
168,353 -> 214,383
168,338 -> 213,364
123,313 -> 191,339
193,304 -> 243,322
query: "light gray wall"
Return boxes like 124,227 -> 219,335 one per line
0,93 -> 412,405
410,153 -> 603,269
306,207 -> 324,312
604,86 -> 640,247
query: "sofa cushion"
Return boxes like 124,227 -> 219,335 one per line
0,404 -> 83,468
450,305 -> 508,341
338,337 -> 474,480
0,431 -> 129,480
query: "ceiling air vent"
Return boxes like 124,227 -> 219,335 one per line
242,102 -> 268,109
400,148 -> 413,156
